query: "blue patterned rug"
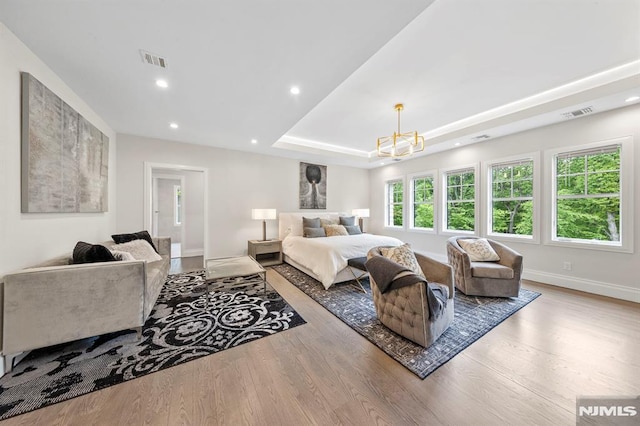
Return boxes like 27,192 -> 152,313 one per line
0,271 -> 305,421
273,263 -> 540,379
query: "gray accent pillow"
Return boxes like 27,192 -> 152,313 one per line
303,227 -> 326,238
302,217 -> 321,228
339,216 -> 356,226
344,225 -> 362,235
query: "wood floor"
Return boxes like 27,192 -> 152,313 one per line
1,266 -> 638,425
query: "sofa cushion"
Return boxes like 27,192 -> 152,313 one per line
470,262 -> 514,279
112,239 -> 162,262
72,241 -> 116,264
111,230 -> 158,253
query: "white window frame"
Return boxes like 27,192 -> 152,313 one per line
440,163 -> 479,236
173,184 -> 182,226
544,136 -> 634,253
385,177 -> 405,229
484,152 -> 540,244
408,170 -> 437,234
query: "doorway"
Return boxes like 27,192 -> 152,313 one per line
144,162 -> 208,265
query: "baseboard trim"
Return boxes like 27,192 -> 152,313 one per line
181,249 -> 203,257
523,269 -> 639,303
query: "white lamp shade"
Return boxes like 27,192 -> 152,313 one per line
352,208 -> 370,218
252,208 -> 277,220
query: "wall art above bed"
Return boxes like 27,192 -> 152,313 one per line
299,162 -> 326,209
21,72 -> 109,213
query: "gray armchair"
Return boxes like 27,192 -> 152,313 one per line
446,236 -> 523,297
367,247 -> 455,348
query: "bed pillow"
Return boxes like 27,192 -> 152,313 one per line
458,238 -> 500,262
380,243 -> 425,278
344,225 -> 362,235
302,217 -> 321,228
339,216 -> 356,227
111,239 -> 162,262
72,241 -> 116,264
303,227 -> 326,238
320,218 -> 338,227
324,224 -> 349,237
111,230 -> 158,253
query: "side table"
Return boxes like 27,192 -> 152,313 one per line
248,239 -> 283,267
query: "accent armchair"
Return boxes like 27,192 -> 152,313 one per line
446,236 -> 523,297
367,247 -> 455,348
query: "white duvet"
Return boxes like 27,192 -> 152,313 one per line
282,234 -> 403,289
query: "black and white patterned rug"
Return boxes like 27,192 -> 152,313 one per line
0,271 -> 305,421
273,263 -> 540,379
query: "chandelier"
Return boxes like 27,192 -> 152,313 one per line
376,103 -> 424,158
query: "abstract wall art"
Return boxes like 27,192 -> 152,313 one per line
299,162 -> 326,209
21,72 -> 109,213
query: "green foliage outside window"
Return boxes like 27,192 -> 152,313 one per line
388,181 -> 403,226
446,170 -> 474,231
491,161 -> 533,235
412,176 -> 434,229
555,147 -> 620,241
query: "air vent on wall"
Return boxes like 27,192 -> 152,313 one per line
139,50 -> 168,68
472,134 -> 491,141
562,107 -> 593,119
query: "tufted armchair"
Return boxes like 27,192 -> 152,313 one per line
367,247 -> 455,348
446,236 -> 523,297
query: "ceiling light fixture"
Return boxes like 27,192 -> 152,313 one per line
251,139 -> 258,144
625,95 -> 639,102
290,86 -> 300,95
376,104 -> 424,158
156,79 -> 168,88
454,142 -> 461,146
169,123 -> 178,129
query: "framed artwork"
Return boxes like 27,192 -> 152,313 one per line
21,72 -> 109,213
299,162 -> 326,209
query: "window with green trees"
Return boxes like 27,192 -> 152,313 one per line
554,145 -> 621,243
386,179 -> 404,227
490,160 -> 533,236
444,168 -> 475,232
411,175 -> 434,229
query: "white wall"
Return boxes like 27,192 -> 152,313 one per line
116,134 -> 370,258
0,23 -> 117,276
369,104 -> 640,302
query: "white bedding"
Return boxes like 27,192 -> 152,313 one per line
282,234 -> 403,289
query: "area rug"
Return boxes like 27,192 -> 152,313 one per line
0,271 -> 305,421
272,263 -> 539,379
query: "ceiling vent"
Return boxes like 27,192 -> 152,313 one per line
472,134 -> 491,141
139,50 -> 168,68
562,107 -> 593,119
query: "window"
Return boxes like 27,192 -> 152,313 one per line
442,166 -> 477,233
489,159 -> 534,237
553,144 -> 621,245
385,179 -> 404,227
410,173 -> 435,231
174,185 -> 182,226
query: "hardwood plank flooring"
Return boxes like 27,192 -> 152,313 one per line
1,271 -> 637,426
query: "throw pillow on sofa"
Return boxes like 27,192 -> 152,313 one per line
73,241 -> 117,264
110,250 -> 136,261
111,230 -> 158,253
112,239 -> 162,262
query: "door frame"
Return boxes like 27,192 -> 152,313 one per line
144,162 -> 209,261
152,174 -> 186,257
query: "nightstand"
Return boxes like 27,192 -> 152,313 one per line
248,239 -> 283,267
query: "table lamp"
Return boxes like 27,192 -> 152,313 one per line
351,208 -> 370,232
251,208 -> 277,241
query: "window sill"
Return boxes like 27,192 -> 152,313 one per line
546,238 -> 632,254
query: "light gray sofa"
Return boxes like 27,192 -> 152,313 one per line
1,237 -> 171,365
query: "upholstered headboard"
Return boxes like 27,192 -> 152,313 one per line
278,212 -> 344,240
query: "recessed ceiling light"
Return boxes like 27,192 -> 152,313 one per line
156,79 -> 168,88
625,95 -> 639,102
290,86 -> 300,95
169,123 -> 178,129
454,142 -> 461,146
251,139 -> 257,144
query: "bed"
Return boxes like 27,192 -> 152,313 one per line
278,212 -> 403,289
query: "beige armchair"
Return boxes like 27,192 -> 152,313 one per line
446,236 -> 523,297
367,247 -> 455,348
